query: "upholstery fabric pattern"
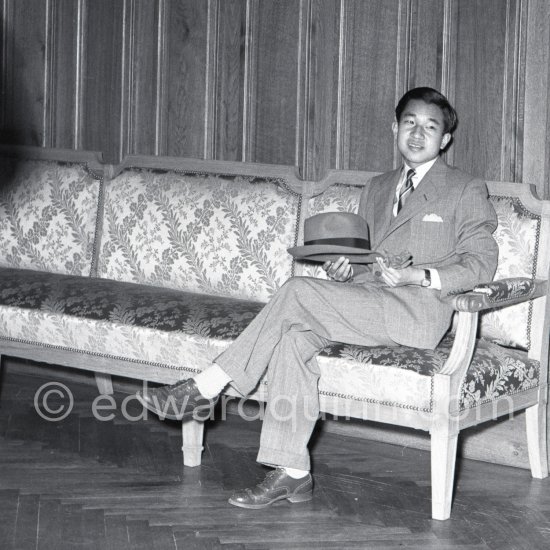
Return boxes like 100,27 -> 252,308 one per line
0,268 -> 264,339
0,158 -> 101,276
320,335 -> 539,410
478,196 -> 540,350
96,169 -> 300,302
0,268 -> 538,411
0,268 -> 265,378
473,277 -> 536,302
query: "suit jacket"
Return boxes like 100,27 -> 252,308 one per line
355,157 -> 498,349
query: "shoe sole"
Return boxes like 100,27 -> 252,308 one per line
228,490 -> 313,509
135,393 -> 215,421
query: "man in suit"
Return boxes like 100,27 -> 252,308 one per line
137,87 -> 498,509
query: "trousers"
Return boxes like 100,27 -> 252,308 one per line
215,276 -> 394,470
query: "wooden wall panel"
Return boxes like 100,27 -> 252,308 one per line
344,0 -> 404,172
253,0 -> 300,166
452,0 -> 522,181
408,0 -> 446,90
299,0 -> 340,180
162,0 -> 208,158
213,0 -> 246,161
1,0 -> 47,146
122,0 -> 161,157
523,0 -> 550,200
48,0 -> 79,149
80,0 -> 124,163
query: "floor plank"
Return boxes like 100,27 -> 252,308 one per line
0,361 -> 549,549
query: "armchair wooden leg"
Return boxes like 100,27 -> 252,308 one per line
181,418 -> 205,467
525,402 -> 549,479
94,372 -> 113,395
430,429 -> 459,521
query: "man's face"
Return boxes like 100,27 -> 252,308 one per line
392,99 -> 451,168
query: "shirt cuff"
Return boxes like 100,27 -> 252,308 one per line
428,268 -> 441,290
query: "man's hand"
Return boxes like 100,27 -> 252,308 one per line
382,250 -> 413,269
322,256 -> 353,282
376,257 -> 424,287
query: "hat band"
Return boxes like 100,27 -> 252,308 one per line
304,237 -> 370,249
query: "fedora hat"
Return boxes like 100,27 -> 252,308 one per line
288,212 -> 381,264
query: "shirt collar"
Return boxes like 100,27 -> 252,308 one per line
403,157 -> 438,188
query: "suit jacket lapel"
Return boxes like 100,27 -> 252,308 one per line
371,168 -> 401,246
381,158 -> 447,241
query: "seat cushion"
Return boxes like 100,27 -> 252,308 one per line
319,336 -> 539,411
0,268 -> 539,411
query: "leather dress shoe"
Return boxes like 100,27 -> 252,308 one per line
136,378 -> 218,421
228,467 -> 313,509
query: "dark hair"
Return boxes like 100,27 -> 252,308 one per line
395,87 -> 458,134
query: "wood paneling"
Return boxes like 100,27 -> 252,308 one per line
523,0 -> 550,200
1,0 -> 47,146
0,0 -> 549,192
452,0 -> 525,182
407,0 -> 446,90
299,0 -> 340,180
253,0 -> 300,166
163,0 -> 208,158
81,0 -> 124,163
48,0 -> 79,149
345,0 -> 403,172
122,0 -> 161,157
213,0 -> 247,161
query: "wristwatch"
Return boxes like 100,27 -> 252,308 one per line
420,269 -> 431,288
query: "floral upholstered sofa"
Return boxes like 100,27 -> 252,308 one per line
0,146 -> 548,520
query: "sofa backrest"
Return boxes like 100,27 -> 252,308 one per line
482,182 -> 550,353
95,160 -> 303,302
0,150 -> 103,277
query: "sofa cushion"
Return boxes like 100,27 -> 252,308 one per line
0,158 -> 101,276
319,336 -> 539,411
96,169 -> 301,302
0,268 -> 264,377
0,268 -> 538,412
0,268 -> 262,341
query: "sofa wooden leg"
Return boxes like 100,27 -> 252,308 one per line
430,429 -> 459,521
525,402 -> 549,479
181,418 -> 205,467
94,372 -> 113,395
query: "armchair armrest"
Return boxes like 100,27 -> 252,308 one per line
451,277 -> 548,312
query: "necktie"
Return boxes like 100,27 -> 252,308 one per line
396,168 -> 415,214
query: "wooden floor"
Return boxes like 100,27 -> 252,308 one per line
0,361 -> 549,550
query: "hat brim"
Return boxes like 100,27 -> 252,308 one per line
288,244 -> 381,264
